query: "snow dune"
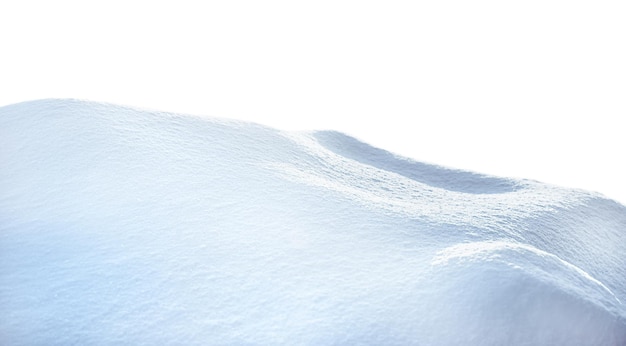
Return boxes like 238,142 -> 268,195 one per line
1,99 -> 625,345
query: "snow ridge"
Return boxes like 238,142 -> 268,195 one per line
1,99 -> 625,345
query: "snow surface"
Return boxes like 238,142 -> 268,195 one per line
1,99 -> 625,345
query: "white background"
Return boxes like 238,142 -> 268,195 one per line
1,0 -> 624,203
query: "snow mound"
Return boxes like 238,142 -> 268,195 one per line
1,99 -> 625,345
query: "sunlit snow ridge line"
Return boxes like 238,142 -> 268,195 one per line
432,240 -> 621,305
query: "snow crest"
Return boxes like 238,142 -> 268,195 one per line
1,99 -> 625,345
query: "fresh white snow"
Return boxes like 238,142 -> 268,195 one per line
1,99 -> 625,345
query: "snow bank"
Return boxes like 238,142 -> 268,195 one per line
1,99 -> 625,345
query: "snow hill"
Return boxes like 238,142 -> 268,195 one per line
1,99 -> 625,345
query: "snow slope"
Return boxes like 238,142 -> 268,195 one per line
1,99 -> 625,345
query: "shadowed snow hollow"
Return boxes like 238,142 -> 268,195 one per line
1,99 -> 625,345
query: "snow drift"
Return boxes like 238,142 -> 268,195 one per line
1,99 -> 625,345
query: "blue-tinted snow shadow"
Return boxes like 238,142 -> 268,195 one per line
312,131 -> 521,194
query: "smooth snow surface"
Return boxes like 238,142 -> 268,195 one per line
1,99 -> 625,345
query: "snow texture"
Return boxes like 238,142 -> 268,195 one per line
1,99 -> 625,345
